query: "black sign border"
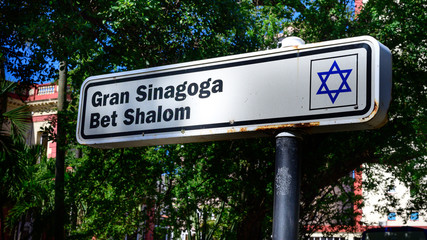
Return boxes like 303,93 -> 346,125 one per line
80,43 -> 372,139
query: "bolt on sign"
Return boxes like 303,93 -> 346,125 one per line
76,36 -> 391,148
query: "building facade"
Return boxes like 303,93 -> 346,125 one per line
7,83 -> 58,158
309,166 -> 427,240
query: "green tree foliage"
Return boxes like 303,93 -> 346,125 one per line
166,140 -> 275,239
354,0 -> 427,220
5,146 -> 55,239
1,0 -> 425,239
64,146 -> 170,239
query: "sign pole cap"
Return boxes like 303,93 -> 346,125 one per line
281,37 -> 305,48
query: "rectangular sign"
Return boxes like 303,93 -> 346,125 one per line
77,36 -> 391,148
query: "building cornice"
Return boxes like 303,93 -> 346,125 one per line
27,100 -> 58,115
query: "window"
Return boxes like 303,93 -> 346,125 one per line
410,212 -> 419,221
388,212 -> 397,221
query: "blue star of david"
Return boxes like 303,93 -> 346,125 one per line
316,61 -> 352,103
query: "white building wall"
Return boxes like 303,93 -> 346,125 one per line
362,164 -> 426,228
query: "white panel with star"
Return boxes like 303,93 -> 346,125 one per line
310,55 -> 358,110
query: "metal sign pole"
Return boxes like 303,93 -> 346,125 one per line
273,132 -> 302,240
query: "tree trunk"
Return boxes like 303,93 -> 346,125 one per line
0,57 -> 8,127
54,60 -> 67,240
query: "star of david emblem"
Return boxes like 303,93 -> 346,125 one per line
316,61 -> 353,103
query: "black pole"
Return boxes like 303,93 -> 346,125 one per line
273,132 -> 302,240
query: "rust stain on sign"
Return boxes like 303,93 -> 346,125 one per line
239,127 -> 248,132
255,122 -> 320,131
361,100 -> 379,121
228,127 -> 248,133
361,100 -> 388,128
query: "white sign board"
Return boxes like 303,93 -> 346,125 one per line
77,36 -> 391,148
